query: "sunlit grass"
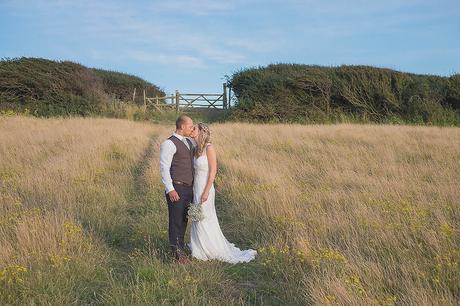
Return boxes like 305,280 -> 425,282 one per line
211,123 -> 459,304
1,116 -> 458,304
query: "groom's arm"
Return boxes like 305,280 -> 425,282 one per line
159,140 -> 176,193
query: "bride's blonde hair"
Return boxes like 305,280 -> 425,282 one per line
194,122 -> 211,158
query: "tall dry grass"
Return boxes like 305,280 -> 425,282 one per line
0,115 -> 160,303
211,123 -> 459,305
1,115 -> 458,305
0,116 -> 254,305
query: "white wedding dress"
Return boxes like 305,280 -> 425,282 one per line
189,146 -> 257,263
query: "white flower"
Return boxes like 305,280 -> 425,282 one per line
188,202 -> 205,222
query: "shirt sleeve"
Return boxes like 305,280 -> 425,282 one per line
159,139 -> 176,193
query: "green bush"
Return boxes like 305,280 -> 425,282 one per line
447,74 -> 460,110
0,57 -> 164,117
228,64 -> 460,126
91,68 -> 164,105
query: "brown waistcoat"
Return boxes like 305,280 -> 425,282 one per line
168,136 -> 194,185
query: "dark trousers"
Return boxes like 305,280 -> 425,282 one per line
165,183 -> 193,256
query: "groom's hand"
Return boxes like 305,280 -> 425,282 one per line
168,190 -> 180,202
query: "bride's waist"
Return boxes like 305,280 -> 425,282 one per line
193,183 -> 214,191
193,171 -> 209,178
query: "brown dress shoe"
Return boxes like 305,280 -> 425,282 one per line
177,254 -> 190,265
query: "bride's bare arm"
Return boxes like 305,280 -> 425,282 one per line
201,144 -> 217,203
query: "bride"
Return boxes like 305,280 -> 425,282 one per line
188,122 -> 257,263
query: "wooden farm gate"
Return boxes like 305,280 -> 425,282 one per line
142,83 -> 231,113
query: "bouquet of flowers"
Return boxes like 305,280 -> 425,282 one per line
188,202 -> 204,222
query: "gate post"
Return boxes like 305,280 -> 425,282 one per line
223,83 -> 228,109
175,90 -> 180,113
143,89 -> 146,113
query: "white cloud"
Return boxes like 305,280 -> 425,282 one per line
126,50 -> 206,67
2,0 -> 252,66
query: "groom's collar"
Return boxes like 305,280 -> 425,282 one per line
172,132 -> 186,141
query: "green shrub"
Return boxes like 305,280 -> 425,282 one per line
228,64 -> 460,126
0,57 -> 164,117
446,74 -> 460,110
91,68 -> 164,105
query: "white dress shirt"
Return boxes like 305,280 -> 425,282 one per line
160,132 -> 196,193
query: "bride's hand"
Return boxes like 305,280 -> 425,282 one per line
200,190 -> 209,204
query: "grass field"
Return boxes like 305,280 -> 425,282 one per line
0,115 -> 458,305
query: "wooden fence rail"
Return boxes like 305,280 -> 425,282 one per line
142,83 -> 229,113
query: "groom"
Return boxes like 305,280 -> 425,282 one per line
159,115 -> 195,264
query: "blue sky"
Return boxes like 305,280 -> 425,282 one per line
1,0 -> 459,94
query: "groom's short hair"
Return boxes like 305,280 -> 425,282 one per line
176,115 -> 191,129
